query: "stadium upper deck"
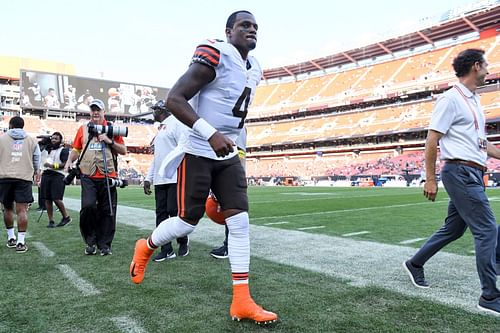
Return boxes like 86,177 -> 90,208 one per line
249,2 -> 500,118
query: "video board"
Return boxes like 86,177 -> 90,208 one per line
20,70 -> 169,115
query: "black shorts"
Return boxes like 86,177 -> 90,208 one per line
0,178 -> 34,205
40,171 -> 66,201
177,153 -> 248,221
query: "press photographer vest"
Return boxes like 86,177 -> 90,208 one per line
0,134 -> 38,182
79,124 -> 115,177
41,146 -> 66,175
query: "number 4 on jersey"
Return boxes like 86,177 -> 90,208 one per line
232,87 -> 251,128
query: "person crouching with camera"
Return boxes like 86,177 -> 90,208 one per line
40,132 -> 72,228
64,99 -> 126,256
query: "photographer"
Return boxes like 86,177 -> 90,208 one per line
39,132 -> 71,228
64,99 -> 126,256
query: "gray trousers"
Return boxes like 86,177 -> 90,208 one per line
411,163 -> 500,299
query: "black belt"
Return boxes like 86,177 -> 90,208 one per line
444,159 -> 487,172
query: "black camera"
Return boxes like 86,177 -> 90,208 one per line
37,135 -> 52,151
63,167 -> 81,185
108,178 -> 128,188
87,123 -> 128,137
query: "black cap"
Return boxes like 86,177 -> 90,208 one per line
151,99 -> 167,111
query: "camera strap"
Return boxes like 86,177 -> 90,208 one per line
75,133 -> 94,169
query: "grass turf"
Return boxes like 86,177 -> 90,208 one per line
1,186 -> 499,332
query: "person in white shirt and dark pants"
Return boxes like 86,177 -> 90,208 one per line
144,100 -> 189,261
403,48 -> 500,315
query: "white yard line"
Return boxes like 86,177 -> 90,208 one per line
32,241 -> 55,257
399,238 -> 427,245
297,226 -> 325,230
56,264 -> 100,296
342,231 -> 371,237
251,191 -> 421,203
111,316 -> 148,333
61,197 -> 484,314
263,221 -> 290,225
251,200 -> 448,220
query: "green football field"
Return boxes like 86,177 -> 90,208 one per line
1,186 -> 500,332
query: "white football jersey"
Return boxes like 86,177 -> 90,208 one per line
185,39 -> 261,160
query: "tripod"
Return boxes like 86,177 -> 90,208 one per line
100,141 -> 114,217
72,131 -> 117,217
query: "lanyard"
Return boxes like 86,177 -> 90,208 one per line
454,85 -> 480,131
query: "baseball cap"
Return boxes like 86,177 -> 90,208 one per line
151,99 -> 167,111
89,99 -> 105,111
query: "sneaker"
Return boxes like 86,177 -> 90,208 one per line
478,296 -> 500,316
56,216 -> 72,227
230,285 -> 278,325
210,245 -> 228,259
85,244 -> 97,255
47,221 -> 55,228
403,260 -> 430,288
6,238 -> 16,248
16,243 -> 28,253
153,250 -> 176,262
100,248 -> 112,256
178,242 -> 189,257
130,239 -> 155,284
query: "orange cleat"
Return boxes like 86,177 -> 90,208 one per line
230,284 -> 278,325
130,239 -> 154,284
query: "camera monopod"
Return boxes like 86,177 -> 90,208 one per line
100,142 -> 114,217
36,206 -> 45,223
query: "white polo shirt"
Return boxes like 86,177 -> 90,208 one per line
429,83 -> 487,166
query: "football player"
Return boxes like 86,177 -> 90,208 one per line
130,10 -> 278,325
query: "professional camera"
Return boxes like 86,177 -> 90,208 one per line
108,178 -> 128,188
63,167 -> 81,185
87,123 -> 128,137
37,135 -> 52,151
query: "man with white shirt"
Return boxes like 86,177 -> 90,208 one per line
403,48 -> 500,315
144,100 -> 189,261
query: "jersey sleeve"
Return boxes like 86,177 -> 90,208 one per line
191,40 -> 221,68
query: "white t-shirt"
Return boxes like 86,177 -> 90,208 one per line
146,115 -> 187,185
184,39 -> 261,160
429,83 -> 487,166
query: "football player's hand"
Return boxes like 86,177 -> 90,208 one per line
208,132 -> 234,157
423,179 -> 438,201
143,180 -> 152,195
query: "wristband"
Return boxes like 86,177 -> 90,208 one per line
192,118 -> 217,140
53,163 -> 59,170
